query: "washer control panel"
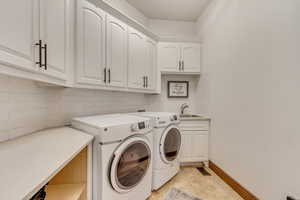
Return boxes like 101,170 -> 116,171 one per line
170,114 -> 179,122
131,121 -> 149,132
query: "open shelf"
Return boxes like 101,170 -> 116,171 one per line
45,147 -> 88,200
45,184 -> 85,200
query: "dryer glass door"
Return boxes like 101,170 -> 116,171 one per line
160,125 -> 181,163
110,137 -> 151,193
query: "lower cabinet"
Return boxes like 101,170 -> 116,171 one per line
180,131 -> 208,163
180,120 -> 209,164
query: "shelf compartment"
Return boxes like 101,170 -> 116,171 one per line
45,184 -> 85,200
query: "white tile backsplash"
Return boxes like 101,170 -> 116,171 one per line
0,74 -> 199,143
0,75 -> 150,142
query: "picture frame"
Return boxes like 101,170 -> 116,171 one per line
167,81 -> 189,98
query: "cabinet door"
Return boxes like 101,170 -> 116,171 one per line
145,38 -> 157,90
180,131 -> 208,162
180,134 -> 192,162
106,15 -> 128,88
128,27 -> 145,89
181,43 -> 201,73
0,0 -> 38,72
158,42 -> 181,72
191,134 -> 208,160
76,0 -> 106,85
40,0 -> 70,80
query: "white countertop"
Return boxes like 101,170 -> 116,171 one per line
180,114 -> 211,121
0,127 -> 93,200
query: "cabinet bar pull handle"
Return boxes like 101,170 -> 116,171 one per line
146,76 -> 148,88
42,44 -> 47,70
143,76 -> 145,88
35,40 -> 42,68
179,61 -> 181,71
108,69 -> 111,83
104,68 -> 107,83
182,61 -> 184,71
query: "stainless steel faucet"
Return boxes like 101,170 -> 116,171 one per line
180,103 -> 189,115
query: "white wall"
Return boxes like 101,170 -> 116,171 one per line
148,19 -> 200,41
198,0 -> 300,199
0,75 -> 149,142
149,19 -> 196,37
195,0 -> 227,42
147,75 -> 199,113
102,0 -> 149,26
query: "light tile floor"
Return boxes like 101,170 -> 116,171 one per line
148,167 -> 244,200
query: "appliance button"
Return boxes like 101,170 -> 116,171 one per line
131,124 -> 139,132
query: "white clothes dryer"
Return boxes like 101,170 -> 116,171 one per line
130,112 -> 181,190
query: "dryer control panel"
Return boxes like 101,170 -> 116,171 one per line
138,122 -> 146,129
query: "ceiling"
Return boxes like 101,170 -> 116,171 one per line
126,0 -> 211,21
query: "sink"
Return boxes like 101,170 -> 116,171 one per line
180,114 -> 202,118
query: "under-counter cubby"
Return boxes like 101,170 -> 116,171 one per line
0,127 -> 93,200
45,147 -> 88,200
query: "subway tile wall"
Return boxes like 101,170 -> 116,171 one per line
0,75 -> 150,142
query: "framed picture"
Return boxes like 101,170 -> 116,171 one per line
167,81 -> 189,98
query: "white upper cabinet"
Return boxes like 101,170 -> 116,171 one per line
75,1 -> 157,93
0,0 -> 158,93
39,0 -> 70,80
76,0 -> 106,86
181,43 -> 201,73
0,0 -> 72,85
127,27 -> 146,89
158,42 -> 201,74
158,43 -> 181,73
0,0 -> 38,72
106,14 -> 128,88
145,38 -> 157,90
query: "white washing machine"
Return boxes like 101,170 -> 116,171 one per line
130,112 -> 181,190
71,114 -> 153,200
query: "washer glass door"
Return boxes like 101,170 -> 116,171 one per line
160,125 -> 181,163
110,137 -> 151,193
